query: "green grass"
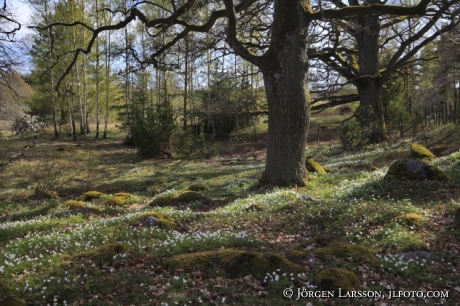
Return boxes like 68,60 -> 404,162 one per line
0,124 -> 459,305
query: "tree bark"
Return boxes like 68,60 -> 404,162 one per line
258,0 -> 310,186
351,0 -> 388,143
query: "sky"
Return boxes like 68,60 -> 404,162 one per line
10,0 -> 33,73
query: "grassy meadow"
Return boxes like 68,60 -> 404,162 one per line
0,117 -> 459,306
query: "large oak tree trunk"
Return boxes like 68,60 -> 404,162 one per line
352,2 -> 387,143
260,0 -> 310,186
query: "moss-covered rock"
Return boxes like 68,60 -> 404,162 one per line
411,143 -> 436,160
313,242 -> 379,267
104,196 -> 126,206
245,203 -> 268,212
313,234 -> 347,247
165,249 -> 306,280
454,207 -> 460,230
186,183 -> 210,191
315,268 -> 361,294
78,191 -> 105,201
74,243 -> 127,264
393,213 -> 422,227
176,190 -> 202,202
368,166 -> 381,172
139,212 -> 176,228
149,196 -> 172,207
0,281 -> 26,306
305,158 -> 327,175
113,192 -> 135,199
384,158 -> 450,182
287,250 -> 314,266
63,200 -> 86,209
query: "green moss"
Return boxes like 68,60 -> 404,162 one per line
313,242 -> 379,267
74,243 -> 127,264
186,183 -> 209,191
411,143 -> 435,160
393,213 -> 422,227
165,249 -> 306,280
287,250 -> 313,263
315,268 -> 361,294
104,196 -> 126,206
313,234 -> 346,247
149,196 -> 172,207
176,190 -> 202,202
384,159 -> 450,182
113,192 -> 135,199
78,191 -> 105,201
63,200 -> 85,209
245,204 -> 268,212
0,280 -> 13,296
139,211 -> 176,228
305,158 -> 327,175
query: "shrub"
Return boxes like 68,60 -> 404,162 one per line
338,118 -> 361,149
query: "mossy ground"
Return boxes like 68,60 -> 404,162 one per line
165,249 -> 306,279
0,123 -> 459,305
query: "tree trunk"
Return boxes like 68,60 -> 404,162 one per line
351,1 -> 387,143
259,0 -> 310,186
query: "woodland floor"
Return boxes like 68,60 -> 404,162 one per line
0,117 -> 459,306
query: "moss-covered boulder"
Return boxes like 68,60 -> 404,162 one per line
455,207 -> 460,230
176,190 -> 202,202
305,158 -> 327,175
78,191 -> 105,201
139,212 -> 176,228
74,243 -> 127,264
245,203 -> 268,212
384,158 -> 450,182
0,281 -> 26,306
165,249 -> 306,280
113,192 -> 135,199
63,200 -> 86,209
104,196 -> 126,206
313,234 -> 347,247
411,143 -> 436,160
287,250 -> 315,267
186,183 -> 210,191
313,242 -> 379,267
368,166 -> 381,172
393,213 -> 422,227
149,196 -> 172,207
315,268 -> 361,294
